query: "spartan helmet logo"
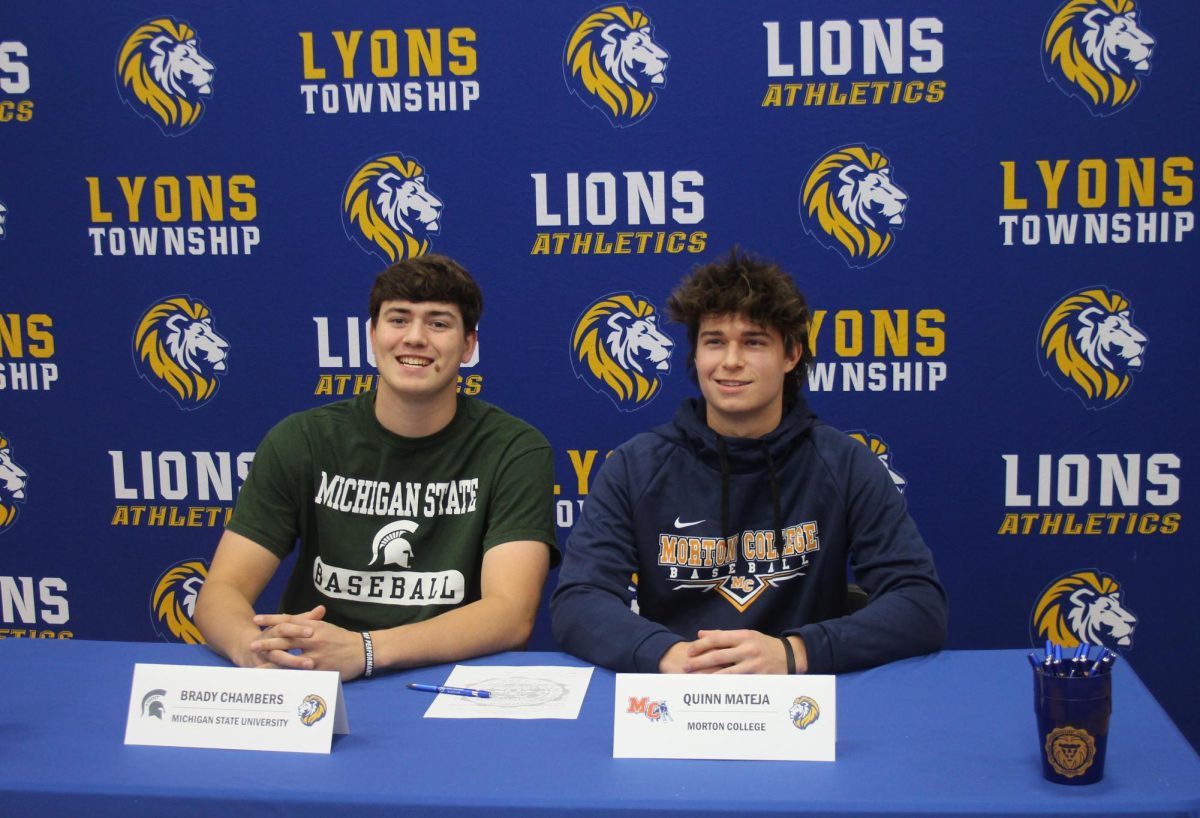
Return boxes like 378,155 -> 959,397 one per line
370,519 -> 420,568
141,689 -> 167,719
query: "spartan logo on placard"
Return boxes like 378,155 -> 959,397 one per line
343,154 -> 443,264
789,696 -> 820,730
1042,0 -> 1155,116
141,689 -> 167,719
369,520 -> 420,568
133,295 -> 230,410
116,17 -> 215,136
150,558 -> 208,644
800,145 -> 909,268
847,431 -> 907,493
298,694 -> 327,727
0,433 -> 29,533
1038,286 -> 1146,410
571,292 -> 674,411
1030,569 -> 1137,651
564,4 -> 669,127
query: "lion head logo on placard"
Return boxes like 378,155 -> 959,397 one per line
789,696 -> 820,730
298,694 -> 328,726
564,4 -> 669,127
116,16 -> 215,135
134,295 -> 230,410
343,153 -> 443,264
1038,286 -> 1146,409
151,559 -> 208,644
571,292 -> 674,411
801,145 -> 909,268
1031,569 -> 1137,651
1043,0 -> 1155,116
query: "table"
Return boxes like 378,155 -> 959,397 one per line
1,640 -> 1198,817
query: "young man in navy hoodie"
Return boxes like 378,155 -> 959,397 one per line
551,250 -> 947,674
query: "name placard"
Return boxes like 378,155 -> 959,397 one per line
613,673 -> 836,761
124,663 -> 348,754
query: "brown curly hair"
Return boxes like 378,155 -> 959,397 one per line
666,248 -> 811,398
369,253 -> 483,332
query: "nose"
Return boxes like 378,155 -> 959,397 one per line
402,321 -> 428,346
720,342 -> 744,369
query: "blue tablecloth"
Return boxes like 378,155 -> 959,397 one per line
1,639 -> 1197,817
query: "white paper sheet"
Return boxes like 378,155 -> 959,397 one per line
419,665 -> 594,719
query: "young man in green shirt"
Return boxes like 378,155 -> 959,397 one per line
195,254 -> 558,680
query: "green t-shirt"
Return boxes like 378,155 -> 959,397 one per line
229,392 -> 558,631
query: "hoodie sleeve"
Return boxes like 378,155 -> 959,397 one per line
551,447 -> 684,672
791,436 -> 948,674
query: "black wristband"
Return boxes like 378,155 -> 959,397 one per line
361,631 -> 375,678
780,636 -> 796,675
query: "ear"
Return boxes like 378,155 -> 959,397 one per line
461,329 -> 478,365
1082,8 -> 1110,32
1077,306 -> 1103,328
782,336 -> 803,373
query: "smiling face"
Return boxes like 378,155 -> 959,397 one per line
370,300 -> 476,421
694,313 -> 800,439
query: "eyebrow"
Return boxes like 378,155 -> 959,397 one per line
383,306 -> 458,321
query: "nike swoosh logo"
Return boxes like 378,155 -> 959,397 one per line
674,517 -> 705,529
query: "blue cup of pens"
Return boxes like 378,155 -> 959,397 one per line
1031,643 -> 1114,785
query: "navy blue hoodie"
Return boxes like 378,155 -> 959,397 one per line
551,395 -> 947,674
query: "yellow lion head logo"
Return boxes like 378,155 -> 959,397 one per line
151,559 -> 208,644
1031,569 -> 1138,650
564,5 -> 669,127
116,17 -> 215,136
1043,0 -> 1155,116
801,145 -> 909,268
571,292 -> 674,411
1038,286 -> 1146,409
0,433 -> 29,534
847,431 -> 907,494
134,295 -> 230,410
298,694 -> 328,727
789,696 -> 820,730
343,154 -> 443,263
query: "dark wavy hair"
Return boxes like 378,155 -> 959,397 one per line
665,248 -> 811,398
369,253 -> 483,332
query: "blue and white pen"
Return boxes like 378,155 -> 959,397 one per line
1071,643 -> 1089,677
1088,649 -> 1118,677
407,682 -> 491,698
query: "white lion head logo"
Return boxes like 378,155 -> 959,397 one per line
789,696 -> 820,730
134,296 -> 230,410
344,154 -> 443,263
572,293 -> 674,411
1043,0 -> 1155,116
370,520 -> 420,568
1039,286 -> 1146,409
801,145 -> 909,268
1032,569 -> 1137,650
117,17 -> 215,135
151,559 -> 208,644
0,435 -> 29,533
297,694 -> 327,727
565,5 -> 669,127
0,200 -> 8,240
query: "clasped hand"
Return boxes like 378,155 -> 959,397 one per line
247,605 -> 367,681
659,629 -> 801,674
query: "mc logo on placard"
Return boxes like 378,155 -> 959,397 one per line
116,16 -> 215,136
1042,0 -> 1155,116
800,145 -> 909,268
343,153 -> 443,264
570,292 -> 673,411
133,295 -> 230,410
150,558 -> 208,644
564,4 -> 669,127
0,432 -> 28,533
1038,286 -> 1146,409
847,431 -> 907,494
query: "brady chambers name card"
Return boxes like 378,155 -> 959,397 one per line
124,663 -> 348,754
613,673 -> 836,761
